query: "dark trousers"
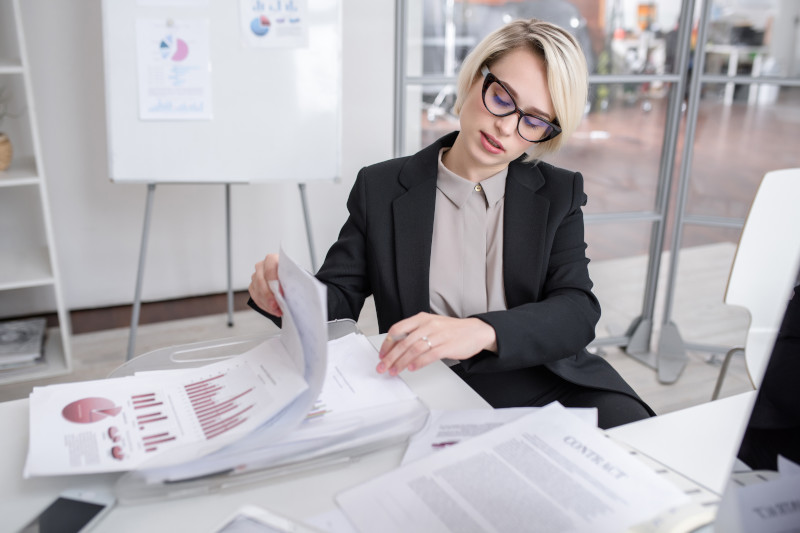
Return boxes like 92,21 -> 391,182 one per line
451,364 -> 652,430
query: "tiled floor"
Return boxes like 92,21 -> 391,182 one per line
0,242 -> 754,414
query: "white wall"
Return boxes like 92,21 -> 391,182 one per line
6,0 -> 395,316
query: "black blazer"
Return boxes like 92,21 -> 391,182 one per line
253,132 -> 649,408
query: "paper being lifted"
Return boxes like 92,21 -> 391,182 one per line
23,248 -> 327,477
140,332 -> 426,484
337,402 -> 689,533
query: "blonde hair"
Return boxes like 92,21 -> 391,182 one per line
453,19 -> 588,161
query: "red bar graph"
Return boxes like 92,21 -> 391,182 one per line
141,430 -> 177,453
184,372 -> 256,440
130,390 -> 178,453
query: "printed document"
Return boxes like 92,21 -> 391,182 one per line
143,332 -> 426,483
337,402 -> 689,533
24,338 -> 307,476
402,407 -> 597,465
24,249 -> 326,477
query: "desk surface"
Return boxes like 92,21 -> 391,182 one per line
0,336 -> 755,532
608,391 -> 756,495
0,336 -> 491,533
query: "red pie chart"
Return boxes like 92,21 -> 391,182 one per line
62,397 -> 122,424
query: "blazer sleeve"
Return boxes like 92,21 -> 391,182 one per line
246,168 -> 373,327
462,171 -> 601,373
314,167 -> 373,322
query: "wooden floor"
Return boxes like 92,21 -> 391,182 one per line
0,242 -> 754,414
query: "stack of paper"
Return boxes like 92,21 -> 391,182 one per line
0,317 -> 46,370
337,402 -> 691,533
23,249 -> 429,500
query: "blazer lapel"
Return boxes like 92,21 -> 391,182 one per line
503,161 -> 549,307
392,133 -> 456,317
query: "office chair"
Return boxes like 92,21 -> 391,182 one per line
711,168 -> 800,400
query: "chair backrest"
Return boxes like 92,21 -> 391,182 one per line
725,168 -> 800,388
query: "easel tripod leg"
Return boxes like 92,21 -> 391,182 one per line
298,182 -> 318,272
127,183 -> 156,361
226,184 -> 234,327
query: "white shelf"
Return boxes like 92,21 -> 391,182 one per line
0,0 -> 72,386
0,327 -> 70,385
0,156 -> 39,187
0,245 -> 54,291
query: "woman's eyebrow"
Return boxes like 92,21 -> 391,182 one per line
500,77 -> 553,120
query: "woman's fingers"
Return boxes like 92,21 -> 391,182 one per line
377,314 -> 495,376
248,254 -> 282,316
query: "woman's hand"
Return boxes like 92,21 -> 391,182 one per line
377,312 -> 497,376
249,253 -> 282,317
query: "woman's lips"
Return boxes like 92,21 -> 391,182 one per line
481,131 -> 504,154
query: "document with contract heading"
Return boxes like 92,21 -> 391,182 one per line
337,402 -> 689,533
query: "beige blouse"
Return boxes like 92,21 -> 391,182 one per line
429,148 -> 508,320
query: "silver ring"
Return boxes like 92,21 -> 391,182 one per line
421,336 -> 433,349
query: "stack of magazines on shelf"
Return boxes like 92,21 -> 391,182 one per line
22,250 -> 429,503
0,317 -> 47,372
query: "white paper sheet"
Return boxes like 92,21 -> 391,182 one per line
401,408 -> 598,465
24,249 -> 328,478
139,332 -> 423,482
24,337 -> 306,476
337,402 -> 689,533
715,458 -> 800,533
239,0 -> 308,48
136,18 -> 212,120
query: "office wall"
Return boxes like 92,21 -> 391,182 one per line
2,0 -> 395,317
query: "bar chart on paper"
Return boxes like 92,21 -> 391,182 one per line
184,371 -> 257,440
132,392 -> 177,454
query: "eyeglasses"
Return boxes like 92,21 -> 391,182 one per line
480,66 -> 561,143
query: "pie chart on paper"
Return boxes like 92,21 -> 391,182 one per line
158,35 -> 190,61
62,397 -> 123,424
251,15 -> 271,37
172,38 -> 189,61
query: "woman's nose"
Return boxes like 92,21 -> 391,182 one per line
494,113 -> 517,137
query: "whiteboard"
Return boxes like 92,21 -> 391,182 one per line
101,0 -> 340,183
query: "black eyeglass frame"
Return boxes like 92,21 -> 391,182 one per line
480,65 -> 562,143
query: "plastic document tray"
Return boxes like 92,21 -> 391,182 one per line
107,319 -> 429,504
108,319 -> 360,378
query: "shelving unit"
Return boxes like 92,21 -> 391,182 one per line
0,0 -> 72,384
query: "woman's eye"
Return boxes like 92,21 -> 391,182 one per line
523,116 -> 545,129
492,93 -> 513,108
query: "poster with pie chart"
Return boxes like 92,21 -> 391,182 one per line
239,0 -> 308,48
135,18 -> 212,120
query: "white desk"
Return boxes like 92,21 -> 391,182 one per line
0,337 -> 755,532
609,391 -> 756,495
0,336 -> 491,533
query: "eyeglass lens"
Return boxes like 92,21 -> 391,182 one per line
483,81 -> 555,142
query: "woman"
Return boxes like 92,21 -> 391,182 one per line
249,19 -> 654,429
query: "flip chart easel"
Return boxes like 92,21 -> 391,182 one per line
101,0 -> 341,360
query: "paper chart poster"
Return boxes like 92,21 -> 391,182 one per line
136,19 -> 213,120
239,0 -> 309,48
137,0 -> 209,6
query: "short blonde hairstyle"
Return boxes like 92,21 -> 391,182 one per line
453,18 -> 588,161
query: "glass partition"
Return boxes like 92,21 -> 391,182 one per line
398,0 -> 800,375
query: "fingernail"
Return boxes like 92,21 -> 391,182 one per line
376,362 -> 385,373
408,364 -> 416,371
389,367 -> 398,376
